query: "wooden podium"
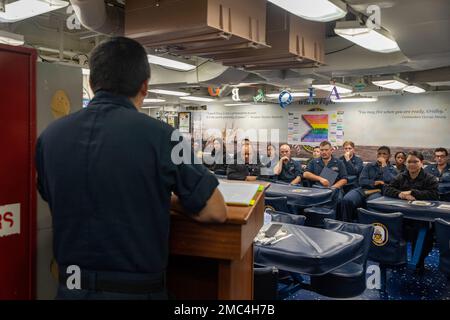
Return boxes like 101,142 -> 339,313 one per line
167,182 -> 266,300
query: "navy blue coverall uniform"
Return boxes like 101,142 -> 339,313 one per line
339,155 -> 364,191
36,91 -> 219,299
305,156 -> 348,213
277,159 -> 303,184
340,162 -> 398,222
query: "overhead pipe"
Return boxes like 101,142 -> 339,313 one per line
69,0 -> 123,36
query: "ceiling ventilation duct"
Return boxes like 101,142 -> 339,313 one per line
69,0 -> 124,35
125,0 -> 269,59
202,3 -> 326,70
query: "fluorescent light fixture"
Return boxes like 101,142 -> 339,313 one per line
332,95 -> 378,103
180,96 -> 215,102
82,68 -> 90,76
0,30 -> 24,46
148,89 -> 190,97
403,85 -> 426,94
372,76 -> 408,90
266,92 -> 309,98
147,54 -> 196,71
0,0 -> 69,23
224,103 -> 253,106
334,21 -> 401,53
312,83 -> 353,94
267,0 -> 347,22
144,98 -> 166,103
141,106 -> 162,109
231,83 -> 258,87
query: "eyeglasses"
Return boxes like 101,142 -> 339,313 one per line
435,155 -> 447,158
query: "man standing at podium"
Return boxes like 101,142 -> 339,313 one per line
36,37 -> 227,300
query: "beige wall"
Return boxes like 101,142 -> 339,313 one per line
36,62 -> 83,300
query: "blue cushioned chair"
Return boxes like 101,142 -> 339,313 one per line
265,196 -> 289,213
435,218 -> 450,278
310,219 -> 374,298
254,264 -> 279,300
303,207 -> 336,228
357,208 -> 407,291
357,208 -> 407,265
264,209 -> 306,297
266,209 -> 306,226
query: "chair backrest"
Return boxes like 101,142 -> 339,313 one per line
253,265 -> 278,300
323,218 -> 374,266
435,218 -> 450,274
357,208 -> 406,265
439,192 -> 450,202
266,209 -> 306,226
265,196 -> 289,213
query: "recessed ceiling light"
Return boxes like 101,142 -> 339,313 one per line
335,21 -> 401,53
224,103 -> 253,106
403,85 -> 426,94
312,83 -> 353,94
267,0 -> 347,22
148,89 -> 190,97
266,92 -> 309,98
147,55 -> 196,71
0,30 -> 24,46
332,95 -> 378,103
372,76 -> 408,90
144,98 -> 166,103
0,0 -> 69,23
180,96 -> 215,102
231,83 -> 259,87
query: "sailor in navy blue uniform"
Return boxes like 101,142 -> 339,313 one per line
339,141 -> 364,191
303,141 -> 348,214
273,144 -> 303,185
303,141 -> 348,189
340,146 -> 398,221
425,147 -> 450,200
35,37 -> 227,300
425,148 -> 450,183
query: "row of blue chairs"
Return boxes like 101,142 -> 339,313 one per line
254,196 -> 450,299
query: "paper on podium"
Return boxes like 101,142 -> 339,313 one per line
218,181 -> 261,206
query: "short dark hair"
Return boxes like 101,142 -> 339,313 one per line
89,37 -> 150,97
313,146 -> 320,150
319,141 -> 332,148
434,147 -> 448,156
377,146 -> 391,154
394,151 -> 406,158
407,151 -> 424,161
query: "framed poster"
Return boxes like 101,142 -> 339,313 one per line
178,112 -> 191,133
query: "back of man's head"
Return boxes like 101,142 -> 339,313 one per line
89,37 -> 150,97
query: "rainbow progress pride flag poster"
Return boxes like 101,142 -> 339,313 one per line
301,114 -> 329,142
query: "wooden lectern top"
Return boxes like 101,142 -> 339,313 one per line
169,181 -> 268,260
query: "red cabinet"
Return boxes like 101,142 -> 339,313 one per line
0,44 -> 36,299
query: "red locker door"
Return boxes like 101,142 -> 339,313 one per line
0,44 -> 36,299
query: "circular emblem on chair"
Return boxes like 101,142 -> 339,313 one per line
372,223 -> 388,246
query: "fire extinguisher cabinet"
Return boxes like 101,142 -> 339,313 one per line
0,44 -> 37,299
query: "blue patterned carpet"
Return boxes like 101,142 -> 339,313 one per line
284,245 -> 450,300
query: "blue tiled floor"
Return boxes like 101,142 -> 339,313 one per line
284,245 -> 450,300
